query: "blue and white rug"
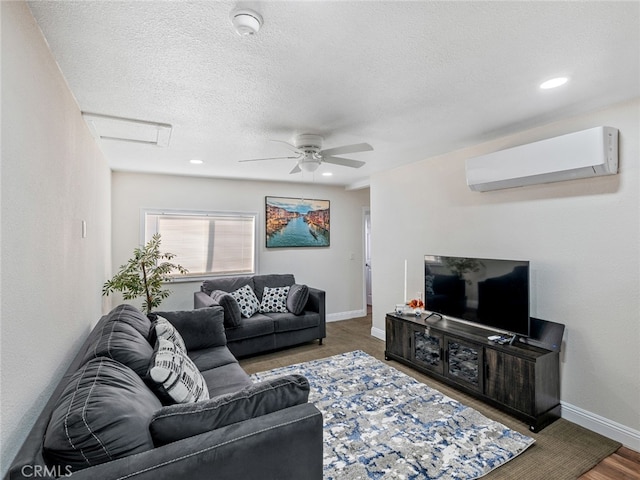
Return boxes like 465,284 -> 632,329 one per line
251,350 -> 534,479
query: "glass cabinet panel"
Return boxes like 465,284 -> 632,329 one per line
412,328 -> 443,373
446,338 -> 482,390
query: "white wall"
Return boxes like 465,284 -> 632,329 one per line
370,99 -> 640,448
110,172 -> 370,318
0,2 -> 112,474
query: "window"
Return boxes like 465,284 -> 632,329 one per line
143,210 -> 256,278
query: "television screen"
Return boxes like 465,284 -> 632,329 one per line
424,255 -> 530,337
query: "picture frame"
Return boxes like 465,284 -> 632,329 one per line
265,196 -> 330,248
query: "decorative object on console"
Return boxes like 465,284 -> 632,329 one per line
408,293 -> 424,316
265,196 -> 330,248
102,233 -> 188,313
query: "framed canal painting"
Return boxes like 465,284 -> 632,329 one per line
265,196 -> 330,248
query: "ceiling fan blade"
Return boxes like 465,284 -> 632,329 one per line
290,164 -> 302,174
271,139 -> 301,153
239,155 -> 300,163
322,156 -> 366,169
320,142 -> 373,157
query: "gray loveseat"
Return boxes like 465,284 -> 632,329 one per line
194,274 -> 326,358
6,304 -> 323,480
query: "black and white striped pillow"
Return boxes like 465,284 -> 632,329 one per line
148,338 -> 209,404
152,316 -> 187,353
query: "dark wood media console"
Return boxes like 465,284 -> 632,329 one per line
385,312 -> 563,432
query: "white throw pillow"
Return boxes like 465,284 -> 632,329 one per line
153,316 -> 187,353
149,338 -> 209,404
230,284 -> 260,318
259,286 -> 290,313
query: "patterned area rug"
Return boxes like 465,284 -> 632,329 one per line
251,350 -> 534,480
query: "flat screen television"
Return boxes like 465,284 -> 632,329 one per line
424,255 -> 530,337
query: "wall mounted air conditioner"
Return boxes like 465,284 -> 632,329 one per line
465,126 -> 618,192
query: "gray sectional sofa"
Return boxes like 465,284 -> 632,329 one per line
6,304 -> 323,480
194,274 -> 326,358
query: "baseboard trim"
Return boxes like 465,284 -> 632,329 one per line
327,309 -> 367,323
371,326 -> 385,341
561,401 -> 640,450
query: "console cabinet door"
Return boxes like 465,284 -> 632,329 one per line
411,326 -> 444,374
485,348 -> 535,415
445,336 -> 483,392
385,316 -> 411,359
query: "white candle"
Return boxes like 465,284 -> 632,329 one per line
404,259 -> 407,304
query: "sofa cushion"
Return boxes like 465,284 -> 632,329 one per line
83,311 -> 154,378
149,316 -> 187,353
149,374 -> 310,446
259,285 -> 290,313
224,314 -> 275,342
286,283 -> 309,315
230,284 -> 260,318
253,274 -> 295,302
265,311 -> 321,333
188,345 -> 238,372
43,357 -> 161,472
202,276 -> 253,295
201,361 -> 253,397
154,307 -> 227,351
209,290 -> 242,327
147,338 -> 209,404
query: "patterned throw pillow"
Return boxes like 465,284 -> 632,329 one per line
230,284 -> 260,318
152,316 -> 187,353
259,286 -> 290,313
148,338 -> 209,404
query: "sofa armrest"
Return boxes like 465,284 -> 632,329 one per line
194,291 -> 216,309
49,403 -> 323,480
306,287 -> 326,339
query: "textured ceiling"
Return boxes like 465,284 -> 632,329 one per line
27,1 -> 640,188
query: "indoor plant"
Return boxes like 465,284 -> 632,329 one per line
102,233 -> 188,313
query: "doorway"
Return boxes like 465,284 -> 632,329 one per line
364,208 -> 372,311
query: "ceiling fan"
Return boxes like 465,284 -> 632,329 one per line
239,134 -> 373,174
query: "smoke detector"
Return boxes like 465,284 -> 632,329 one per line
230,9 -> 263,36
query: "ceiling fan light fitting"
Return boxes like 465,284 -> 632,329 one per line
230,9 -> 263,36
299,160 -> 320,172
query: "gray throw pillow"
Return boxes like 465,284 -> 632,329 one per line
287,283 -> 309,315
209,290 -> 242,327
44,357 -> 161,472
149,374 -> 310,446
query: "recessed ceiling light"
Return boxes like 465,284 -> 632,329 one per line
540,77 -> 569,89
322,172 -> 333,176
190,159 -> 203,165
